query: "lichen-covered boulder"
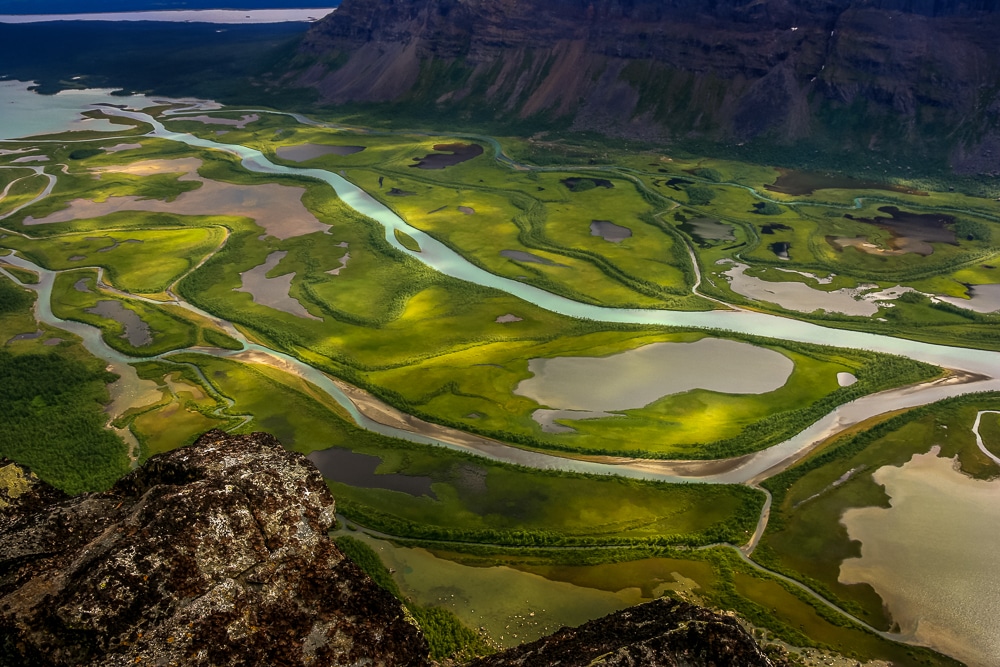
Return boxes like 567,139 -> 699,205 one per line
470,597 -> 787,667
0,430 -> 429,667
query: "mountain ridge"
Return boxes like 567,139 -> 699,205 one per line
285,0 -> 1000,173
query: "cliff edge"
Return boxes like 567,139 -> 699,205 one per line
1,431 -> 786,666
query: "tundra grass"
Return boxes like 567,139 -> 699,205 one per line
161,353 -> 764,548
366,329 -> 936,459
50,269 -> 198,355
0,173 -> 50,218
5,226 -> 225,293
756,395 -> 1000,630
979,411 -> 1000,459
0,274 -> 127,494
0,263 -> 39,284
120,368 -> 231,459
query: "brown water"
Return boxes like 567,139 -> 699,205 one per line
235,251 -> 321,320
590,220 -> 632,243
85,300 -> 152,347
842,207 -> 957,256
276,143 -> 366,162
516,338 -> 793,413
307,447 -> 436,497
765,170 -> 927,196
410,143 -> 484,170
348,533 -> 640,649
840,449 -> 1000,667
24,158 -> 329,240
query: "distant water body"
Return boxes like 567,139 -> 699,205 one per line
0,8 -> 335,23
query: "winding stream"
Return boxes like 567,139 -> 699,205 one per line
6,88 -> 1000,662
3,93 -> 1000,486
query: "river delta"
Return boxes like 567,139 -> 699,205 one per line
2,81 -> 999,666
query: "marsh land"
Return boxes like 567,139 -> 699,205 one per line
2,82 -> 999,666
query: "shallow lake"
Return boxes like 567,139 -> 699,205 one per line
515,338 -> 793,413
86,300 -> 152,347
682,217 -> 734,243
939,283 -> 1000,313
590,220 -> 632,243
765,169 -> 927,197
410,143 -> 483,170
236,251 -> 320,320
723,262 -> 916,317
840,448 -> 1000,667
24,157 -> 328,240
347,532 -> 642,649
277,143 -> 366,162
307,448 -> 435,497
0,81 -> 132,138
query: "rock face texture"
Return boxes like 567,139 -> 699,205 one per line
289,0 -> 1000,168
0,431 -> 430,667
473,597 -> 787,667
2,431 -> 785,667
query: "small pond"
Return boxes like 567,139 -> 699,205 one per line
722,262 -> 916,317
276,143 -> 366,162
86,300 -> 152,347
410,143 -> 484,169
938,283 -> 1000,313
590,220 -> 632,243
307,447 -> 436,497
682,217 -> 734,243
501,250 -> 566,267
515,338 -> 793,413
236,251 -> 321,320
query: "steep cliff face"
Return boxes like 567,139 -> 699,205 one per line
1,432 -> 790,667
289,0 -> 1000,169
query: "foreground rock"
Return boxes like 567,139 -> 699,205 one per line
3,431 -> 786,667
0,431 -> 429,666
474,597 -> 786,667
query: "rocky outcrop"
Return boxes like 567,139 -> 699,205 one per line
2,431 -> 788,667
287,0 -> 1000,169
0,431 -> 429,667
474,597 -> 788,667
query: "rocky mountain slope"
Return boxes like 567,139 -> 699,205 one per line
286,0 -> 1000,172
1,431 -> 788,666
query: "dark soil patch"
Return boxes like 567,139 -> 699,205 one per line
410,142 -> 484,169
765,169 -> 929,196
